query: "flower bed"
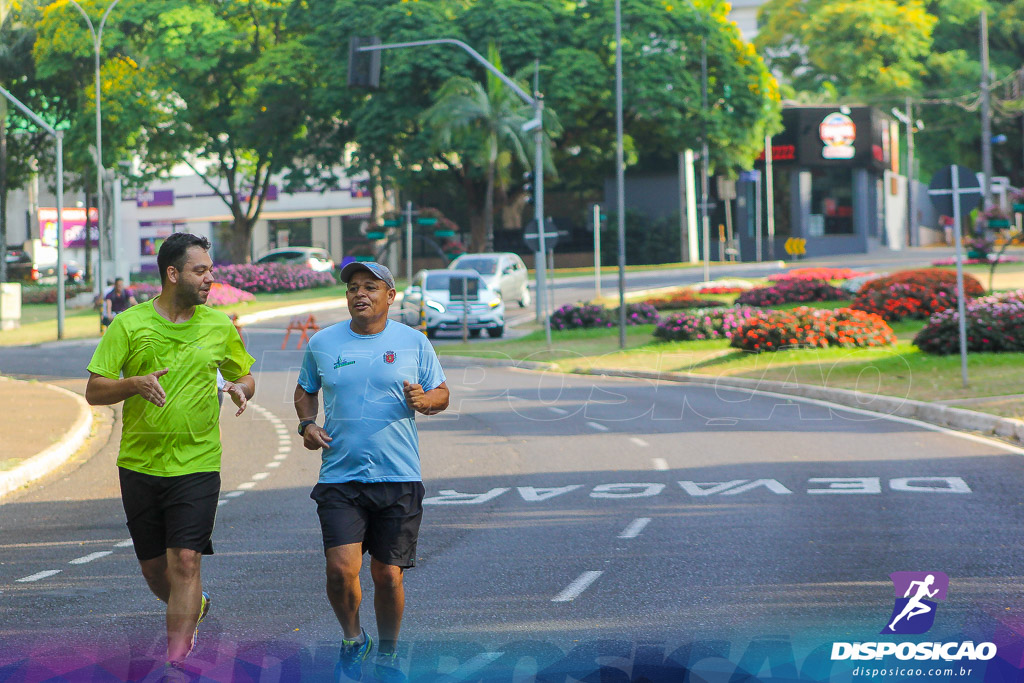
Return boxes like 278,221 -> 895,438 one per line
735,279 -> 849,307
767,267 -> 864,282
549,302 -> 659,330
913,299 -> 1024,354
654,306 -> 764,342
850,268 -> 983,321
126,282 -> 253,307
20,283 -> 93,305
730,306 -> 896,353
691,279 -> 755,292
212,263 -> 336,293
639,292 -> 727,311
839,273 -> 882,295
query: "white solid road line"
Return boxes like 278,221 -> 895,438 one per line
619,518 -> 652,539
630,437 -> 649,447
69,551 -> 113,565
552,571 -> 604,602
586,422 -> 610,432
17,569 -> 61,582
652,458 -> 669,471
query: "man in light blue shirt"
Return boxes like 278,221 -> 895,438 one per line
294,262 -> 448,682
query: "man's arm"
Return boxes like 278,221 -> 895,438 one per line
294,384 -> 332,450
86,369 -> 169,407
403,381 -> 449,415
221,372 -> 255,417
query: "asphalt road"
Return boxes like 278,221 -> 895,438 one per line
3,305 -> 1024,681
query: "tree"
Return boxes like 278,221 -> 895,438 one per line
0,0 -> 48,282
35,0 -> 318,264
756,0 -> 1024,183
422,44 -> 559,252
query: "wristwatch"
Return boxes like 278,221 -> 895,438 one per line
298,419 -> 316,436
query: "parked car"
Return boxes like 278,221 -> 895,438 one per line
4,248 -> 57,283
448,252 -> 531,307
255,247 -> 335,272
400,269 -> 505,339
65,260 -> 84,283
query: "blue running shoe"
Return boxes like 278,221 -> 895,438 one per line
336,628 -> 374,681
185,592 -> 210,659
373,651 -> 407,683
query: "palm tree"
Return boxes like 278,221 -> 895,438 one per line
422,44 -> 558,253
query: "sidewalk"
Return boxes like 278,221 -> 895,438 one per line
0,376 -> 94,499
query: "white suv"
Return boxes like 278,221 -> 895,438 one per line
448,252 -> 530,307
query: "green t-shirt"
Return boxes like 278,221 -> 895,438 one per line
87,298 -> 255,476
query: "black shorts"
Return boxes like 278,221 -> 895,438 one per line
119,468 -> 221,561
310,481 -> 425,569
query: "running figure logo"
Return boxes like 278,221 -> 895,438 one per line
882,571 -> 949,634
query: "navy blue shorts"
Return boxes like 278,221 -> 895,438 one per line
310,481 -> 424,568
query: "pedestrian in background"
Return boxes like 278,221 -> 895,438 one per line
294,262 -> 448,682
85,233 -> 255,678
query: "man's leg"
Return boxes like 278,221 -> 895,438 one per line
139,554 -> 170,601
325,543 -> 365,639
370,558 -> 405,653
164,548 -> 204,663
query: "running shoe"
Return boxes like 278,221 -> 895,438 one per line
336,628 -> 374,681
373,650 -> 407,683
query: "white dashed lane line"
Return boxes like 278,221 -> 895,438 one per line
630,437 -> 649,447
651,458 -> 669,471
17,570 -> 61,583
69,551 -> 113,565
547,407 -> 569,415
225,491 -> 245,498
618,518 -> 652,539
585,422 -> 609,432
552,571 -> 604,602
251,472 -> 269,481
114,539 -> 134,548
235,482 -> 256,490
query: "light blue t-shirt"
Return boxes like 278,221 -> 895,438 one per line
298,319 -> 446,483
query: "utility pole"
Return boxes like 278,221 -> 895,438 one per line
615,0 -> 627,348
700,34 -> 711,282
980,9 -> 994,209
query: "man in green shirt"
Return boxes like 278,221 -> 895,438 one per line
86,233 -> 255,674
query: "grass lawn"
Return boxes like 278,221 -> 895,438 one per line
437,312 -> 1024,418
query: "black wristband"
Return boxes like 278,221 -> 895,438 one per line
298,419 -> 316,436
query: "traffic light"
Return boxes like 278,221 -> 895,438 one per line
522,171 -> 533,196
348,37 -> 381,89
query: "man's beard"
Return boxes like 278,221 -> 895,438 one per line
177,281 -> 210,307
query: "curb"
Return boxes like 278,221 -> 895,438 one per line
0,379 -> 95,501
439,355 -> 1024,448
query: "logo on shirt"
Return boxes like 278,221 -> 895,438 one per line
333,356 -> 355,369
383,351 -> 396,364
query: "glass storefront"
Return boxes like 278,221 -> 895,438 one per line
810,167 -> 854,235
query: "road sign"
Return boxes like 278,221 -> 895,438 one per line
784,237 -> 807,256
524,218 -> 558,251
928,165 -> 982,217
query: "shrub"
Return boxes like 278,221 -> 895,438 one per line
654,306 -> 764,342
20,283 -> 93,305
850,268 -> 984,322
913,299 -> 1024,354
735,279 -> 848,307
730,306 -> 896,353
839,273 -> 882,295
767,267 -> 864,282
640,292 -> 727,311
212,263 -> 336,293
549,302 -> 659,330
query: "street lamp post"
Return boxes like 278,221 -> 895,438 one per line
68,0 -> 122,294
